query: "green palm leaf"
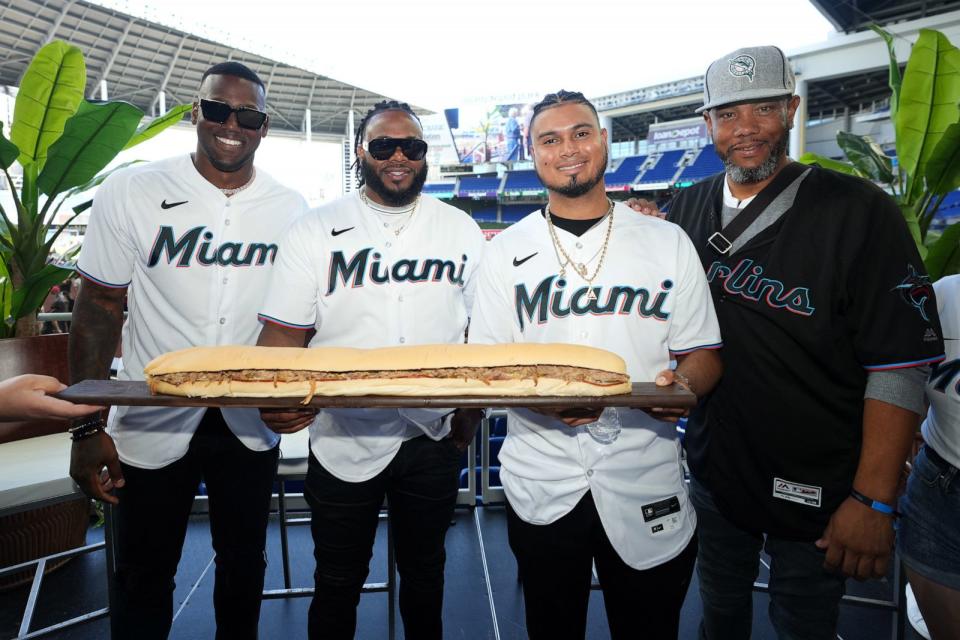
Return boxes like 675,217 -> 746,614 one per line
37,100 -> 143,198
9,40 -> 85,170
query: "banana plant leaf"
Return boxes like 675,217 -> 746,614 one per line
869,25 -> 902,122
925,122 -> 960,196
796,152 -> 862,177
9,41 -> 85,171
836,131 -> 894,183
0,123 -> 18,170
925,222 -> 960,281
895,29 -> 960,200
123,104 -> 191,150
9,261 -> 74,324
902,201 -> 925,252
0,257 -> 12,338
37,100 -> 143,199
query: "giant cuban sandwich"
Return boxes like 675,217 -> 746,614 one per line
144,343 -> 631,401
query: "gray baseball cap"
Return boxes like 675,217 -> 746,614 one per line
696,46 -> 795,114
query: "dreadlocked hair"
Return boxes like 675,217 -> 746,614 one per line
352,100 -> 422,187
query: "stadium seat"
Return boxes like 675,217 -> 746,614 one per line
457,175 -> 501,198
502,170 -> 544,194
489,436 -> 504,466
501,204 -> 535,223
490,414 -> 508,437
636,149 -> 685,184
604,154 -> 647,189
676,145 -> 724,182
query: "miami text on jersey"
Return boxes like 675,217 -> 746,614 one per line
326,247 -> 467,295
514,275 -> 672,330
707,259 -> 815,316
148,226 -> 278,267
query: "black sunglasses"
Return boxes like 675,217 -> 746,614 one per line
199,98 -> 268,130
364,137 -> 428,161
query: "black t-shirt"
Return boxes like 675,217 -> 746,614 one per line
668,166 -> 945,540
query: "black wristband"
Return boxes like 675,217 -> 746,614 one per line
69,416 -> 105,442
849,488 -> 899,518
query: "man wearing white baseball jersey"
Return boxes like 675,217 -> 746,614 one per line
468,90 -> 723,640
68,62 -> 306,640
255,101 -> 486,640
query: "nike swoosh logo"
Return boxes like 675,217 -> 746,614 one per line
331,227 -> 355,237
160,200 -> 188,209
513,252 -> 538,267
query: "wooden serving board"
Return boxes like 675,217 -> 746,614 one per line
56,380 -> 696,409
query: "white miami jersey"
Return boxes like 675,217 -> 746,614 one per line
258,192 -> 486,481
469,202 -> 721,569
923,274 -> 960,468
77,154 -> 307,469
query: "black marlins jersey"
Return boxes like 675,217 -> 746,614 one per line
669,166 -> 945,539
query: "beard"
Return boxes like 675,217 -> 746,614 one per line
362,160 -> 429,206
537,147 -> 608,198
716,125 -> 790,185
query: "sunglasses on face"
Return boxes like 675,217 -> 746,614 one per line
363,137 -> 428,161
199,98 -> 268,130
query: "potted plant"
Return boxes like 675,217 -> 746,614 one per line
799,26 -> 960,279
0,39 -> 190,338
0,39 -> 188,590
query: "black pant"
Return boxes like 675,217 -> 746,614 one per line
112,409 -> 279,640
304,434 -> 462,640
506,492 -> 697,640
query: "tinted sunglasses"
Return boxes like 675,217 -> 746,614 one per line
199,98 -> 268,130
364,137 -> 428,161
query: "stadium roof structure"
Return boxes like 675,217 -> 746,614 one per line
0,0 -> 429,140
808,0 -> 960,33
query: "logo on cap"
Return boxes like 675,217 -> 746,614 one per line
728,54 -> 756,82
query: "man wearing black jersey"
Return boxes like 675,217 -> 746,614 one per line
660,46 -> 944,639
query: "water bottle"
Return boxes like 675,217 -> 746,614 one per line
586,407 -> 621,444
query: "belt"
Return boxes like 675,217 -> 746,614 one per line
924,443 -> 958,473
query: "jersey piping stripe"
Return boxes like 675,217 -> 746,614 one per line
864,354 -> 946,371
257,313 -> 313,330
670,342 -> 723,356
76,267 -> 130,289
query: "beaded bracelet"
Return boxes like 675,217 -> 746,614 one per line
69,416 -> 105,442
849,488 -> 900,518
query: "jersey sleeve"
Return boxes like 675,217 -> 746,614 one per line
667,227 -> 723,355
847,190 -> 945,371
258,215 -> 320,330
460,227 -> 487,318
76,172 -> 137,288
467,238 -> 523,345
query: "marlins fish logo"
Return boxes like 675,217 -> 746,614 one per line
893,264 -> 934,322
728,54 -> 756,82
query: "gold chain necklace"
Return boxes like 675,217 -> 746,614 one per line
546,199 -> 615,302
359,188 -> 419,238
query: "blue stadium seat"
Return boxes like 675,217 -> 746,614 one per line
459,467 -> 501,489
457,175 -> 501,198
490,415 -> 508,436
605,155 -> 647,189
489,436 -> 504,466
422,183 -> 456,198
677,145 -> 724,182
501,204 -> 536,223
503,170 -> 544,193
637,149 -> 685,184
471,205 -> 498,222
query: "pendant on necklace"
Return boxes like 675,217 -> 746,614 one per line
585,288 -> 598,302
577,263 -> 587,277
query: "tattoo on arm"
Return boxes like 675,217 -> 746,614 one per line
68,280 -> 127,385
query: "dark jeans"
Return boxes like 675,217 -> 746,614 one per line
688,477 -> 845,640
506,491 -> 697,640
304,434 -> 462,640
112,409 -> 279,640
